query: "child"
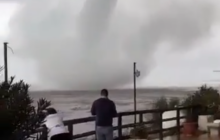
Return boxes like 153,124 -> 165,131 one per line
43,108 -> 71,140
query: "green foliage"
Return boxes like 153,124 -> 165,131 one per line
153,96 -> 169,110
0,77 -> 51,140
153,96 -> 180,110
169,97 -> 180,109
182,84 -> 220,115
130,125 -> 148,139
149,96 -> 181,130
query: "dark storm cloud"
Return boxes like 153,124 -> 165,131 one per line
8,0 -> 220,90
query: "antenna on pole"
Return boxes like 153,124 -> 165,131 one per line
133,62 -> 140,128
4,42 -> 8,83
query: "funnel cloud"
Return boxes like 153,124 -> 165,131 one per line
8,0 -> 220,90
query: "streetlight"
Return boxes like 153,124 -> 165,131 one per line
133,62 -> 140,126
3,42 -> 8,83
2,42 -> 14,83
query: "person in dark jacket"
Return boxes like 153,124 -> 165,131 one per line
91,89 -> 117,140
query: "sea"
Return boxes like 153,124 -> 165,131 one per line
30,88 -> 190,137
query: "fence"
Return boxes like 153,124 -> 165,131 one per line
33,105 -> 197,140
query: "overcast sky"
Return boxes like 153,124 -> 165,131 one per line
1,0 -> 220,89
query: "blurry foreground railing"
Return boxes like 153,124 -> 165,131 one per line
30,105 -> 198,140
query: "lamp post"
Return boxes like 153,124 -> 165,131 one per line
2,42 -> 14,83
3,42 -> 8,83
133,62 -> 140,127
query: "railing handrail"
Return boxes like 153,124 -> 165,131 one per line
63,105 -> 194,125
32,105 -> 198,140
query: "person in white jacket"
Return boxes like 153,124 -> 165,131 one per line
43,108 -> 71,140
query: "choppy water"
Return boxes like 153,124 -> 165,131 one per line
30,89 -> 189,135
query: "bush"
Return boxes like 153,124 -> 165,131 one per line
0,77 -> 51,140
132,95 -> 180,138
131,85 -> 220,138
169,97 -> 180,109
145,97 -> 181,132
153,96 -> 180,110
130,125 -> 148,139
153,96 -> 169,110
182,85 -> 220,115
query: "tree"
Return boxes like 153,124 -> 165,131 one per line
0,77 -> 51,140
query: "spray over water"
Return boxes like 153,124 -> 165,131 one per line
8,0 -> 220,90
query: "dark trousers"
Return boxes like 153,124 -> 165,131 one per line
50,133 -> 71,140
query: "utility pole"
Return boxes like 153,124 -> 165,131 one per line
133,62 -> 140,127
4,42 -> 8,83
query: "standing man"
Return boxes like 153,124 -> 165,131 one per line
91,89 -> 117,140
